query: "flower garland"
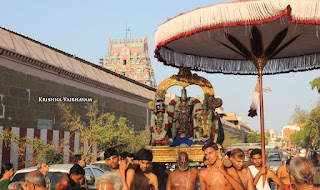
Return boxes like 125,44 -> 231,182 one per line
150,113 -> 169,142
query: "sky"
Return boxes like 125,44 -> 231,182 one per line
1,0 -> 319,134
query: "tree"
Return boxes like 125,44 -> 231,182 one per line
246,131 -> 261,143
275,137 -> 282,142
290,106 -> 320,149
308,107 -> 320,148
0,129 -> 64,167
222,131 -> 243,150
58,100 -> 150,164
291,105 -> 309,125
310,77 -> 320,93
290,128 -> 310,148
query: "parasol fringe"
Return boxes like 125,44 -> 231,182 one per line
155,0 -> 320,49
158,47 -> 320,75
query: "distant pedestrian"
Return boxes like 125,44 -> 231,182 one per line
289,157 -> 320,190
120,152 -> 129,161
0,163 -> 15,190
22,170 -> 46,190
74,154 -> 86,168
37,163 -> 51,190
73,154 -> 87,187
243,148 -> 254,168
95,172 -> 122,190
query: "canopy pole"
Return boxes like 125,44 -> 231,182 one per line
254,58 -> 267,187
258,74 -> 267,186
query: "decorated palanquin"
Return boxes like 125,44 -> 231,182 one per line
147,67 -> 224,150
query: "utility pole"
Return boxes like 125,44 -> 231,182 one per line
263,88 -> 272,132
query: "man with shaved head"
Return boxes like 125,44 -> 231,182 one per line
167,152 -> 199,190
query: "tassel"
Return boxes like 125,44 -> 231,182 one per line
248,79 -> 260,117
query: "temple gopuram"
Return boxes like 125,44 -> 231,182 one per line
104,37 -> 157,88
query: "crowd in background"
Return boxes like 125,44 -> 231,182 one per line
0,143 -> 319,190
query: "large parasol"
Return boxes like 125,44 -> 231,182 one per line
154,0 -> 320,181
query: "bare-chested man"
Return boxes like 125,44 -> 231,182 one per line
199,142 -> 245,190
276,158 -> 291,190
132,148 -> 158,190
248,148 -> 285,190
230,149 -> 254,190
167,152 -> 199,190
104,148 -> 135,190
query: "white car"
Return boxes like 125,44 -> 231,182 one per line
12,164 -> 104,190
91,160 -> 110,172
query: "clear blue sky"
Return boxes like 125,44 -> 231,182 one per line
1,0 -> 319,133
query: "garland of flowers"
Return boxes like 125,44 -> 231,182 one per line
167,97 -> 181,138
150,113 -> 169,141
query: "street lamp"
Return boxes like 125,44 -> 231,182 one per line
263,88 -> 272,133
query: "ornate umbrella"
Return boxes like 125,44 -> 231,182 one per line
154,0 -> 320,179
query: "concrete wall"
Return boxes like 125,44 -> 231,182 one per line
0,65 -> 149,131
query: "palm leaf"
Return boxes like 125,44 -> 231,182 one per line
251,26 -> 264,58
225,33 -> 252,59
265,28 -> 289,58
217,41 -> 247,59
271,34 -> 301,58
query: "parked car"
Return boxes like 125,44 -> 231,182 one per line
91,160 -> 110,171
11,164 -> 104,190
307,150 -> 320,165
266,149 -> 285,173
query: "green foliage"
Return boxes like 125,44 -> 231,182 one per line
310,77 -> 320,93
58,100 -> 150,164
275,137 -> 282,142
291,105 -> 309,124
0,130 -> 64,167
222,131 -> 243,149
308,107 -> 320,147
290,127 -> 311,148
246,131 -> 262,143
290,106 -> 320,149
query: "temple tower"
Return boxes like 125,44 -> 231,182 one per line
104,37 -> 157,87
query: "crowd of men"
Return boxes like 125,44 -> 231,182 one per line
0,142 -> 320,190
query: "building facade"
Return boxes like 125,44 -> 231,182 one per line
104,37 -> 157,87
281,123 -> 300,148
0,26 -> 155,168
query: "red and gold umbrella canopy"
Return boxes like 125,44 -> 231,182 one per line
154,0 -> 320,181
155,0 -> 320,75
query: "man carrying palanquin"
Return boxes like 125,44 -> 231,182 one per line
230,149 -> 254,190
104,148 -> 135,190
199,142 -> 244,190
276,158 -> 291,190
167,152 -> 199,190
132,149 -> 158,190
248,148 -> 285,190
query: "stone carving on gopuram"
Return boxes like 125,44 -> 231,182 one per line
147,67 -> 224,150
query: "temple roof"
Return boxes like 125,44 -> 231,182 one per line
0,26 -> 155,101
